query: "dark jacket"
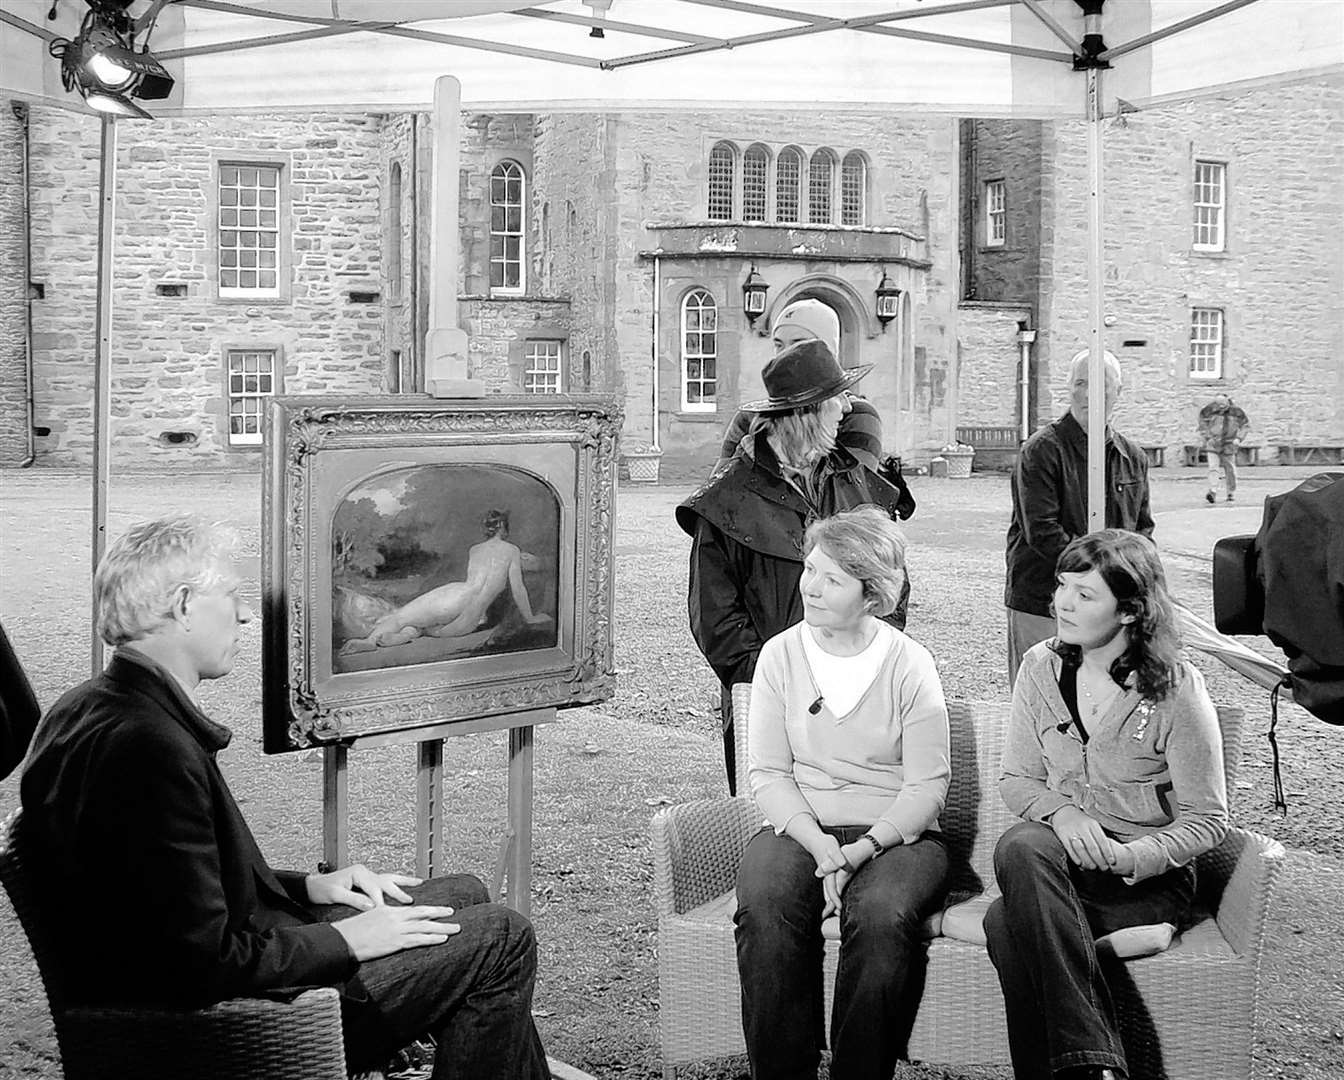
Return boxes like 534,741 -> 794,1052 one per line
676,435 -> 907,690
1004,411 -> 1154,617
20,649 -> 358,1008
1197,399 -> 1249,454
0,621 -> 40,781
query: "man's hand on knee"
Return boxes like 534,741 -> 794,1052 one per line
306,863 -> 420,909
333,904 -> 462,961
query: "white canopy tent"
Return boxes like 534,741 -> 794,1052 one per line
2,0 -> 1341,669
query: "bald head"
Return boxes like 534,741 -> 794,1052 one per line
1067,350 -> 1123,433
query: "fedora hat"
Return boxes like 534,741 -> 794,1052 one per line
740,339 -> 872,415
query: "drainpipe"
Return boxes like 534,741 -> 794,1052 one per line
13,101 -> 36,467
1016,319 -> 1037,442
409,114 -> 420,390
650,255 -> 661,450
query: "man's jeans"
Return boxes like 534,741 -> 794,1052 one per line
984,822 -> 1196,1080
314,874 -> 550,1080
734,825 -> 949,1080
1207,449 -> 1238,497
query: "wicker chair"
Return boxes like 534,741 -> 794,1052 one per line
0,808 -> 348,1080
651,690 -> 1285,1080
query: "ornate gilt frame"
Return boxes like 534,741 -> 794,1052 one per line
262,395 -> 620,752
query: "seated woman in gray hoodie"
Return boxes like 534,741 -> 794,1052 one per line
986,529 -> 1229,1080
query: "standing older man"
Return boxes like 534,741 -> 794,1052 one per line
21,516 -> 550,1080
1004,351 -> 1154,686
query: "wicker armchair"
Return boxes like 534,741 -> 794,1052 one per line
651,690 -> 1285,1080
0,808 -> 348,1080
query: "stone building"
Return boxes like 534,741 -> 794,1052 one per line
0,73 -> 1339,478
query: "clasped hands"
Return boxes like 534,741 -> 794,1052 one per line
306,863 -> 462,962
1049,806 -> 1137,877
811,836 -> 875,918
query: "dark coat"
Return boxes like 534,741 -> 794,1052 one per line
0,621 -> 40,781
1004,411 -> 1154,617
676,436 -> 908,691
20,650 -> 358,1008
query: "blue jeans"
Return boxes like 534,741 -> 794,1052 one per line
984,822 -> 1196,1080
734,825 -> 949,1080
313,874 -> 550,1080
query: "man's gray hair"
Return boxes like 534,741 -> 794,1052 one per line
95,515 -> 239,645
1068,349 -> 1122,386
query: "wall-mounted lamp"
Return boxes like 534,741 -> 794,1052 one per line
742,264 -> 769,324
875,267 -> 899,326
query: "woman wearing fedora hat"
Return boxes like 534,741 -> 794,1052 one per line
675,339 -> 911,793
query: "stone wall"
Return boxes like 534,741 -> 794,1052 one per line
956,301 -> 1035,430
19,106 -> 385,468
962,118 -> 1042,307
1037,76 -> 1344,458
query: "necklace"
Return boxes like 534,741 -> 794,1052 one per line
1078,667 -> 1116,719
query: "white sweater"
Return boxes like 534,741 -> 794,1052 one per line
748,622 -> 951,842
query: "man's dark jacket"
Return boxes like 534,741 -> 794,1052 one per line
1004,411 -> 1154,617
20,649 -> 358,1008
676,435 -> 907,691
0,621 -> 40,781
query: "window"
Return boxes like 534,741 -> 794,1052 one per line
743,144 -> 769,222
808,149 -> 835,225
840,152 -> 866,226
708,141 -> 735,220
1193,160 -> 1226,251
226,349 -> 277,445
776,147 -> 803,223
490,160 -> 525,292
985,179 -> 1006,247
681,290 -> 717,411
218,165 -> 279,297
1189,308 -> 1224,380
523,340 -> 563,394
388,163 -> 403,302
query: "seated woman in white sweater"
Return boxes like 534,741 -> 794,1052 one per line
735,506 -> 951,1080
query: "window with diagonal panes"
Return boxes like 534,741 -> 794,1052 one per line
219,165 -> 279,297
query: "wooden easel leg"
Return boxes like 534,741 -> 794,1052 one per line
507,724 -> 535,916
322,744 -> 348,871
416,739 -> 445,879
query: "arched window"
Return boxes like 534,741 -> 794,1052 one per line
707,141 -> 736,220
388,162 -> 403,301
681,289 -> 718,411
840,152 -> 866,226
776,146 -> 803,223
808,149 -> 835,225
489,160 -> 525,292
743,144 -> 770,222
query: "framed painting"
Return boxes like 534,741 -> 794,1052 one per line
262,394 -> 621,752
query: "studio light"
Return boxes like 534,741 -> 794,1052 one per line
51,1 -> 175,119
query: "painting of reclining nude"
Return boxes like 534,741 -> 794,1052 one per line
331,464 -> 560,675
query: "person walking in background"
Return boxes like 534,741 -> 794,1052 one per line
677,340 -> 910,793
736,507 -> 949,1080
1197,392 -> 1249,504
986,530 -> 1228,1080
1004,351 -> 1153,688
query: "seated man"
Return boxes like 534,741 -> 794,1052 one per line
20,515 -> 550,1080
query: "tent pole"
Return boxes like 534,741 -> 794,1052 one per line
1086,66 -> 1106,534
91,115 -> 117,676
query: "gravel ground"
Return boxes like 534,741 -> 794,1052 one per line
1,464 -> 1341,1079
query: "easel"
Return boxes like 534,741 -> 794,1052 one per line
321,707 -> 555,916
